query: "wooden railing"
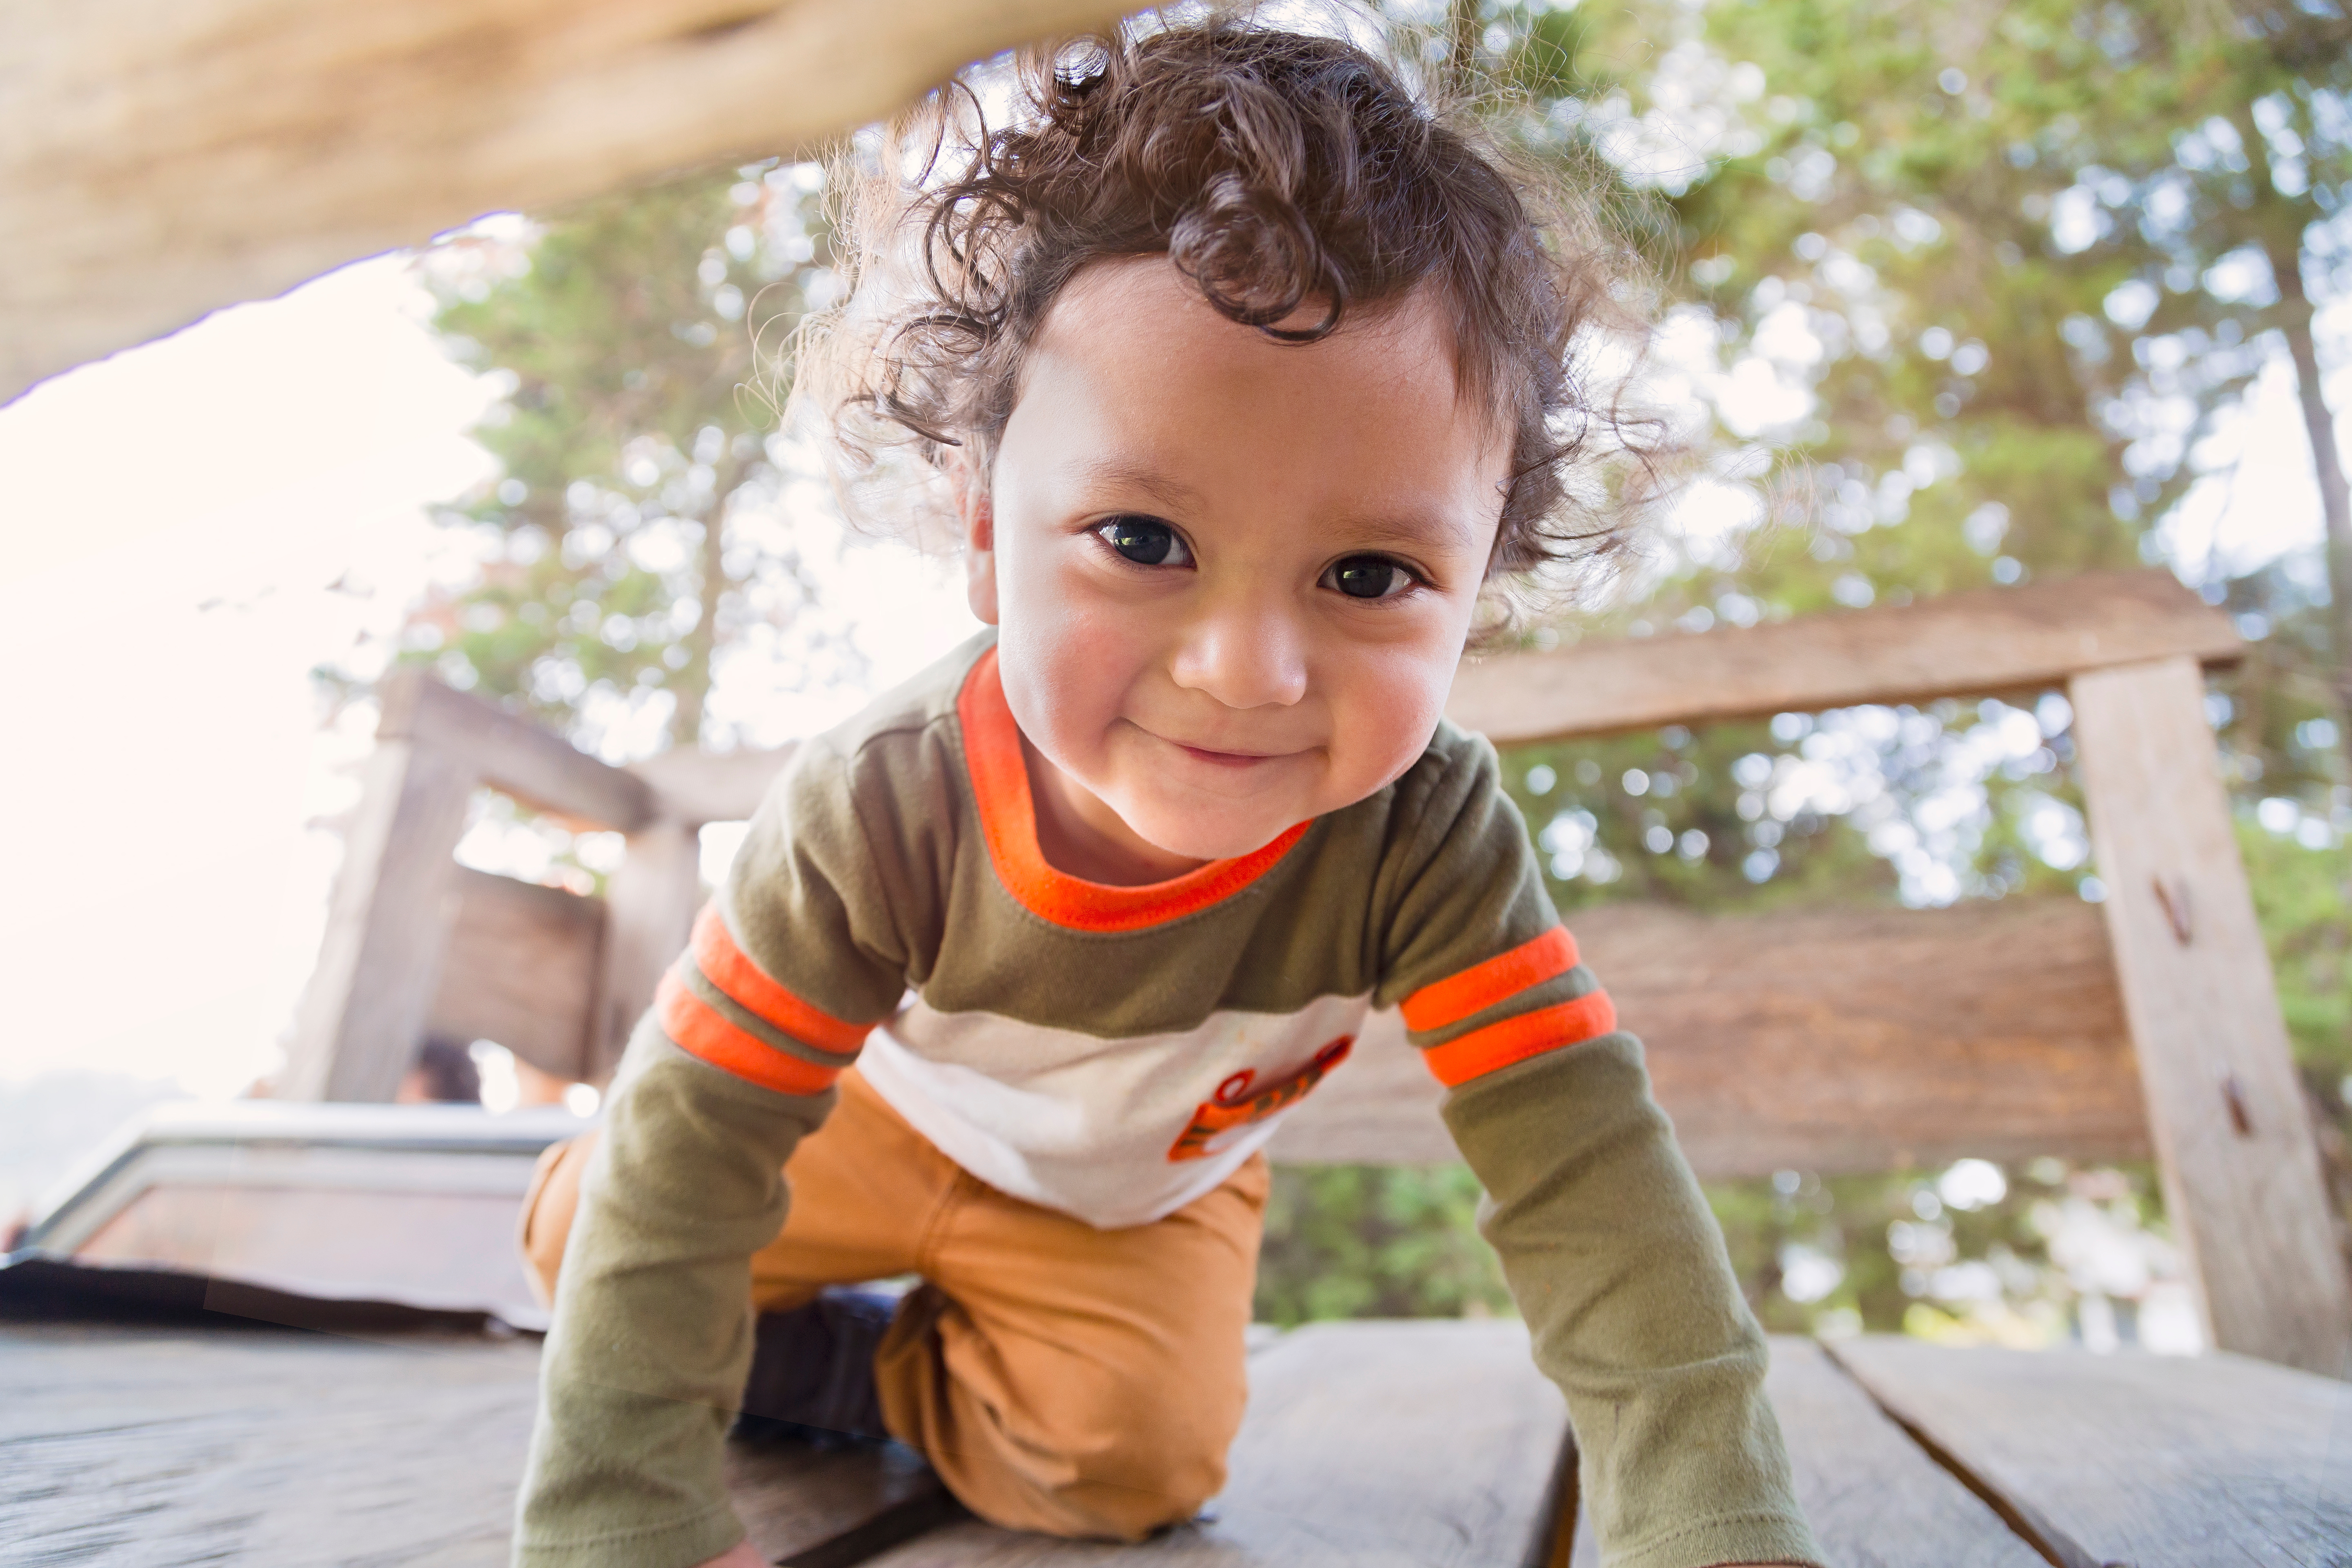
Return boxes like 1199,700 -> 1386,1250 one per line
280,676 -> 795,1104
283,569 -> 2351,1375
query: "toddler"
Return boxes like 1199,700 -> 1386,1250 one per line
515,18 -> 1822,1568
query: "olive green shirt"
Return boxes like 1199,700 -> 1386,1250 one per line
516,633 -> 1820,1568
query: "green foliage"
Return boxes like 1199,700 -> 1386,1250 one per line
1495,697 -> 2094,917
2239,814 -> 2352,1077
1255,1165 -> 1515,1325
407,164 -> 835,752
1706,1158 -> 2177,1341
1666,0 -> 2352,586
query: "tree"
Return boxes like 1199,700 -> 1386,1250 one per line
410,163 -> 841,756
1658,0 -> 2352,771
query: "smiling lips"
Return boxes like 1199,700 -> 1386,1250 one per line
1171,739 -> 1296,769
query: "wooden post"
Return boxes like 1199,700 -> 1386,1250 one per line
588,817 -> 704,1084
280,678 -> 477,1102
2069,654 -> 2352,1374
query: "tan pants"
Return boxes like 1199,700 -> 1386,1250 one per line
520,1068 -> 1267,1540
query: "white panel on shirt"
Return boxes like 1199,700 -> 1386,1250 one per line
856,991 -> 1373,1229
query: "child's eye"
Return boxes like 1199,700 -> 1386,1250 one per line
1323,555 -> 1416,600
1096,516 -> 1193,568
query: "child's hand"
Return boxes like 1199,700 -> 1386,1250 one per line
691,1542 -> 768,1568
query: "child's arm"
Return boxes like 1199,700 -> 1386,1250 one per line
514,734 -> 930,1568
1443,1037 -> 1820,1568
516,1028 -> 835,1568
1379,732 -> 1821,1568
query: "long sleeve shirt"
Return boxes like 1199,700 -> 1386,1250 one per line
514,631 -> 1821,1568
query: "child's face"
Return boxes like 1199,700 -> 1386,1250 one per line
965,255 -> 1509,872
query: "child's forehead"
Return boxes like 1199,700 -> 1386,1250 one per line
1039,255 -> 1445,369
1019,256 -> 1507,460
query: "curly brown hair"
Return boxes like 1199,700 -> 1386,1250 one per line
794,11 -> 1669,586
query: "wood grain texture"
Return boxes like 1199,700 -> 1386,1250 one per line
392,671 -> 656,832
431,867 -> 605,1081
1566,1339 -> 2046,1568
1828,1335 -> 2352,1568
0,1323 -> 541,1566
860,1320 -> 1570,1568
1447,571 -> 2239,744
2069,656 -> 2352,1375
0,1323 -> 949,1567
1271,900 -> 2149,1177
3,0 -> 1139,402
589,818 -> 706,1081
279,735 -> 478,1102
632,742 -> 797,825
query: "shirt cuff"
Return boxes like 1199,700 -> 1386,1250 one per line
514,1503 -> 744,1568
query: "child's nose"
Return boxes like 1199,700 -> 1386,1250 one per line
1166,598 -> 1309,710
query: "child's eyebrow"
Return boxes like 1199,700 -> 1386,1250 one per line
1072,459 -> 1207,514
1329,508 -> 1480,557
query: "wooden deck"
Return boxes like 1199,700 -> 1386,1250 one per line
4,1317 -> 2344,1568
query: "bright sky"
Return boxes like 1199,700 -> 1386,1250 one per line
0,257 -> 975,1097
0,250 -> 2337,1098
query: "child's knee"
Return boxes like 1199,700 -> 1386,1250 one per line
517,1130 -> 598,1305
1034,1354 -> 1241,1536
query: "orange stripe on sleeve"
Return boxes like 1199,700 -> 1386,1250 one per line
690,904 -> 871,1056
1420,989 -> 1618,1088
657,969 -> 843,1097
1401,927 -> 1581,1033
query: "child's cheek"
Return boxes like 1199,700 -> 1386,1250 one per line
1332,640 -> 1456,792
1002,597 -> 1154,759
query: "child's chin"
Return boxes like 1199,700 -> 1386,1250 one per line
1122,800 -> 1301,863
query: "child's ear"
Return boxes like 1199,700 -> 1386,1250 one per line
956,462 -> 1000,626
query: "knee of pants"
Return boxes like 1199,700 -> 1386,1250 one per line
517,1130 -> 598,1307
1025,1349 -> 1242,1525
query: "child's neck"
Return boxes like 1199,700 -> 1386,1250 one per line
1019,732 -> 1210,887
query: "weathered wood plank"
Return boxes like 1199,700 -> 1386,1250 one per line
1565,1338 -> 2048,1568
0,1324 -> 949,1567
632,742 -> 798,825
0,1324 -> 542,1566
394,672 -> 657,832
1447,571 -> 2239,745
1828,1335 -> 2352,1567
861,1320 -> 1570,1567
3,0 -> 1137,404
280,734 -> 478,1102
2069,655 -> 2352,1375
1272,899 -> 2149,1177
1756,1338 -> 2046,1568
430,867 -> 605,1082
588,818 -> 706,1081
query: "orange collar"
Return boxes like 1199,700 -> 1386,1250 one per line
956,647 -> 1310,933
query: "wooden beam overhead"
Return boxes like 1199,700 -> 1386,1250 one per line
1447,571 -> 2240,746
1272,898 -> 2150,1178
1,0 -> 1140,404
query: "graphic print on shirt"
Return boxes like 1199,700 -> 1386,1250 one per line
858,993 -> 1373,1228
1167,1035 -> 1353,1161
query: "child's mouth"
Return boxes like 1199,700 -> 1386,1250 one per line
1177,743 -> 1283,768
